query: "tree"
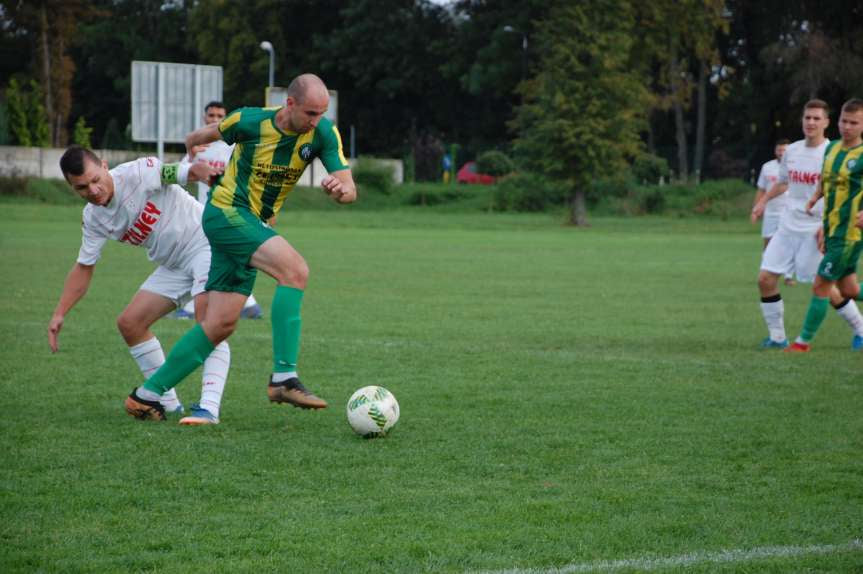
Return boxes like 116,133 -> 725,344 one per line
4,0 -> 90,147
69,0 -> 195,151
511,1 -> 648,226
72,116 -> 92,148
634,0 -> 728,181
6,78 -> 32,146
5,77 -> 50,147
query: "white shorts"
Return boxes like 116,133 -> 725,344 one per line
139,247 -> 211,307
760,227 -> 821,283
761,212 -> 781,238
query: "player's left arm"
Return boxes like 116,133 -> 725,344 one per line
158,160 -> 219,188
185,124 -> 223,159
321,169 -> 357,204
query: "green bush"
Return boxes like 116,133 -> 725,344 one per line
493,172 -> 566,212
353,157 -> 395,195
595,178 -> 753,217
590,175 -> 635,201
476,150 -> 514,177
632,153 -> 671,184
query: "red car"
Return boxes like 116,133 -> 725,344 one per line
456,161 -> 496,185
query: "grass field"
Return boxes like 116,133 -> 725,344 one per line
2,199 -> 862,573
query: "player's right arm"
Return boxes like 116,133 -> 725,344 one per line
48,262 -> 95,352
751,187 -> 766,222
806,182 -> 823,214
752,165 -> 768,218
751,182 -> 788,221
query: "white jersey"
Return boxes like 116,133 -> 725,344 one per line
756,158 -> 785,216
77,157 -> 208,269
183,140 -> 234,204
777,139 -> 828,234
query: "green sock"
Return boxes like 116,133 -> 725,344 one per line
272,285 -> 304,373
142,324 -> 214,394
799,296 -> 829,343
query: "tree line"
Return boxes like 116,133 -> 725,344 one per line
1,0 -> 862,224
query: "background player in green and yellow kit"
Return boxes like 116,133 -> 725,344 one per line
787,98 -> 863,352
124,73 -> 357,420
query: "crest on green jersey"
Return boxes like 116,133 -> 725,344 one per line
299,143 -> 313,161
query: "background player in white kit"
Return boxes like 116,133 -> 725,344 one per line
751,138 -> 794,285
48,145 -> 231,424
751,99 -> 863,349
173,101 -> 263,320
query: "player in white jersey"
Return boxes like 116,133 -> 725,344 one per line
753,139 -> 789,244
47,146 -> 231,424
173,101 -> 263,320
751,139 -> 794,284
751,99 -> 863,350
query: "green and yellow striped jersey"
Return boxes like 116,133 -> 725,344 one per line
822,140 -> 863,241
210,107 -> 349,221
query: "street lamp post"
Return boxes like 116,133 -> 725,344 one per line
259,41 -> 274,88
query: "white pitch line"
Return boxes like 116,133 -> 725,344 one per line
473,539 -> 863,574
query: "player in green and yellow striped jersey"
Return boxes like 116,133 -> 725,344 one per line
788,98 -> 863,352
125,74 -> 357,420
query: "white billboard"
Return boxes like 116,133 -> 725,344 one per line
131,61 -> 223,158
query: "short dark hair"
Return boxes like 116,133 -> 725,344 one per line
804,99 -> 830,115
60,145 -> 101,177
841,98 -> 863,114
204,101 -> 225,112
776,138 -> 791,146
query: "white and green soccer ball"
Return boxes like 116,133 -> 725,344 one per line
346,386 -> 400,437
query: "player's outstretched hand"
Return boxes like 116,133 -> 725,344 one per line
816,227 -> 825,254
856,211 -> 863,230
805,196 -> 818,215
48,314 -> 64,353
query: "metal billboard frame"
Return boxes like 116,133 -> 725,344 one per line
131,61 -> 223,160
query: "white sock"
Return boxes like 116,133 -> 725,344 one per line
760,299 -> 786,342
129,337 -> 181,409
271,371 -> 297,383
835,299 -> 863,336
199,341 -> 230,417
135,386 -> 162,402
182,299 -> 195,314
244,294 -> 258,309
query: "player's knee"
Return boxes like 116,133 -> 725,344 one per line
843,283 -> 860,300
116,311 -> 143,342
204,315 -> 238,343
276,260 -> 309,289
757,271 -> 778,294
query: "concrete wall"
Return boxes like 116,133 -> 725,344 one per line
0,145 -> 403,184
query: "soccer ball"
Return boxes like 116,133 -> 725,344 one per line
346,386 -> 400,437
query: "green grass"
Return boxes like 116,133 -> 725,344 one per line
2,202 -> 863,573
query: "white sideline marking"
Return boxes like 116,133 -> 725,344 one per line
473,539 -> 863,574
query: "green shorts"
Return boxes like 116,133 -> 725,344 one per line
818,236 -> 863,281
202,203 -> 277,295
